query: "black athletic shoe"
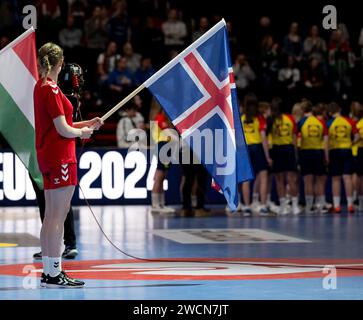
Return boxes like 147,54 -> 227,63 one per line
60,271 -> 85,286
45,271 -> 84,288
62,247 -> 78,259
40,273 -> 47,287
33,251 -> 42,260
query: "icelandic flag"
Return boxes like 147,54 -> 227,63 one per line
145,19 -> 254,211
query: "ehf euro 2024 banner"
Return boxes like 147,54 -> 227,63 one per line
0,148 -> 224,206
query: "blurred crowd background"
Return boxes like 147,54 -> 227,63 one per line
1,0 -> 362,147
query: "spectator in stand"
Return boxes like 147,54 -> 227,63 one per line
84,5 -> 109,92
253,16 -> 273,57
233,53 -> 256,101
84,5 -> 108,52
59,15 -> 82,49
297,100 -> 329,214
259,34 -> 280,99
97,41 -> 121,81
133,57 -> 155,122
338,23 -> 350,43
116,103 -> 144,148
303,25 -> 327,63
96,41 -> 121,105
36,0 -> 63,43
140,16 -> 165,67
328,29 -> 355,100
107,57 -> 134,103
134,56 -> 156,86
59,15 -> 83,61
69,0 -> 87,29
283,22 -> 303,63
107,0 -> 130,49
268,97 -> 300,215
303,57 -> 327,103
326,102 -> 358,213
0,0 -> 19,32
278,55 -> 301,105
0,35 -> 10,49
122,42 -> 141,73
129,15 -> 143,54
161,8 -> 187,54
192,17 -> 209,41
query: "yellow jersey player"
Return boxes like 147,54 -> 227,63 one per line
268,97 -> 300,215
241,94 -> 272,216
297,100 -> 329,214
326,102 -> 358,213
354,107 -> 363,212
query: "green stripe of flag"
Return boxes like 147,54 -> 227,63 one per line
0,82 -> 43,189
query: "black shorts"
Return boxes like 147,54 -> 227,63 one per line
156,141 -> 171,171
354,148 -> 363,176
247,144 -> 268,174
299,149 -> 326,176
271,145 -> 297,173
329,149 -> 353,176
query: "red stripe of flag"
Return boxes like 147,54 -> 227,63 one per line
12,32 -> 38,80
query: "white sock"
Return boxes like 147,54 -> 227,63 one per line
305,195 -> 314,210
333,196 -> 340,208
42,256 -> 49,275
347,196 -> 354,207
159,192 -> 165,207
48,257 -> 61,277
151,192 -> 160,207
316,195 -> 325,206
353,191 -> 357,201
292,197 -> 299,208
191,195 -> 197,207
267,193 -> 271,203
279,197 -> 286,207
358,196 -> 363,211
253,193 -> 259,203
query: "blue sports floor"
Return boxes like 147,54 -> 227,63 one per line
1,205 -> 363,300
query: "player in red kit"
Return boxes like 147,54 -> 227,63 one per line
34,43 -> 103,288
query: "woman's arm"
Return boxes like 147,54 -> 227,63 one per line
73,117 -> 104,130
53,116 -> 93,139
261,131 -> 272,166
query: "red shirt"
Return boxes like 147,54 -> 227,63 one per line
155,112 -> 169,130
34,78 -> 76,172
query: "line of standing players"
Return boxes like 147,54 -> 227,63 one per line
234,94 -> 363,216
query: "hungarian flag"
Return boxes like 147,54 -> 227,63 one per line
0,27 -> 43,189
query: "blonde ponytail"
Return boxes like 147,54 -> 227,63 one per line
38,43 -> 63,84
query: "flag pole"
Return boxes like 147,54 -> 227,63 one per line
100,84 -> 145,122
99,18 -> 226,122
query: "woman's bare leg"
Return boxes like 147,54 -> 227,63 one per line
41,186 -> 75,276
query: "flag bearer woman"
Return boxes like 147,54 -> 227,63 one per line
34,43 -> 102,287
